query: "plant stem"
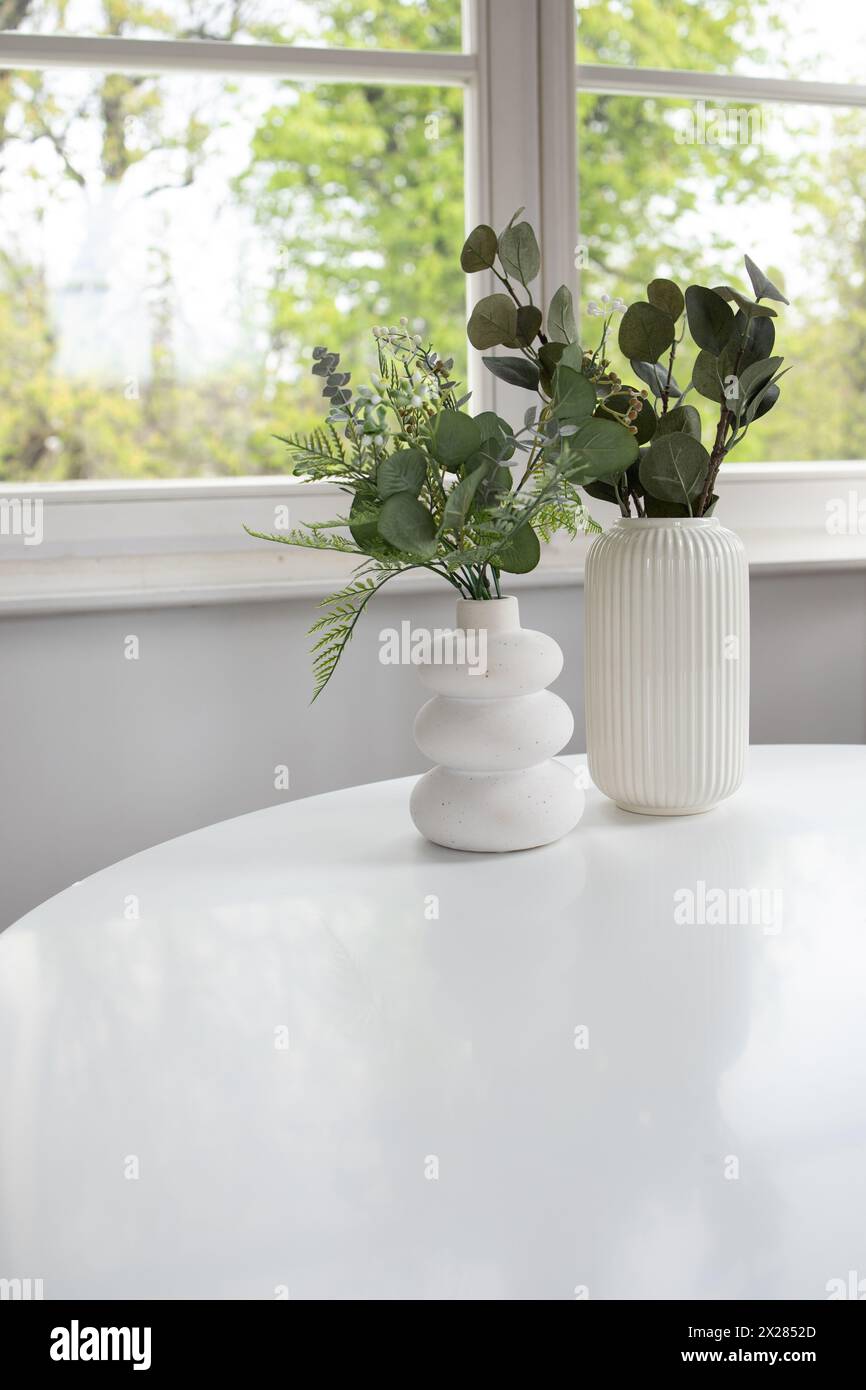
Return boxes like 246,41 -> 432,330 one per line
492,267 -> 548,346
696,321 -> 752,515
661,341 -> 677,415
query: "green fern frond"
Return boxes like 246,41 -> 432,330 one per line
243,524 -> 362,554
308,569 -> 399,701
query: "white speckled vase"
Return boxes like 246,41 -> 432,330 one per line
585,517 -> 749,815
410,596 -> 584,852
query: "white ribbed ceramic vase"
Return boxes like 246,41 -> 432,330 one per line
585,517 -> 749,815
410,596 -> 584,852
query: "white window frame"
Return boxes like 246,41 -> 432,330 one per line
0,0 -> 864,614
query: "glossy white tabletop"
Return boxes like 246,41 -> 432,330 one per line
1,746 -> 864,1301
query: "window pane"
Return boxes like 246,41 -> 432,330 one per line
1,0 -> 463,51
0,67 -> 465,481
577,0 -> 866,84
577,93 -> 864,462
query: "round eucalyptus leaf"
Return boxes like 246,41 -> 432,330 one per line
684,285 -> 736,355
473,411 -> 516,461
618,302 -> 676,363
734,310 -> 776,366
377,493 -> 437,558
460,224 -> 498,273
654,404 -> 701,442
647,278 -> 684,321
498,221 -> 540,286
552,364 -> 596,422
494,525 -> 541,574
547,284 -> 577,344
467,294 -> 519,350
432,410 -> 482,467
516,304 -> 543,347
563,415 -> 640,480
376,447 -> 427,500
639,432 -> 710,510
692,349 -> 725,403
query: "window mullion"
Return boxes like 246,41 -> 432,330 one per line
0,33 -> 474,85
576,61 -> 866,109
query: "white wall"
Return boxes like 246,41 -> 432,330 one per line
2,569 -> 865,929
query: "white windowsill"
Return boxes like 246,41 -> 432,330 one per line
1,463 -> 865,615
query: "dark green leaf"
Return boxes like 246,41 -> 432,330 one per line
539,342 -> 565,373
377,493 -> 437,557
481,354 -> 540,391
735,356 -> 784,415
583,479 -> 622,504
516,304 -> 543,346
618,301 -> 676,363
552,365 -> 596,422
692,349 -> 725,403
563,416 -> 639,480
498,221 -> 540,286
548,284 -> 577,343
745,372 -> 789,422
432,410 -> 482,467
467,293 -> 518,350
712,285 -> 777,318
647,278 -> 684,321
473,411 -> 516,461
750,383 -> 780,421
639,432 -> 710,510
440,469 -> 486,535
631,358 -> 682,399
559,342 -> 586,371
655,404 -> 701,442
685,285 -> 736,355
744,254 -> 789,305
494,525 -> 541,574
734,310 -> 775,366
376,447 -> 427,500
460,224 -> 498,273
474,463 -> 513,508
643,494 -> 691,518
539,341 -> 566,393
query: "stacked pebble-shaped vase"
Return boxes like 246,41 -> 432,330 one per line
410,596 -> 584,852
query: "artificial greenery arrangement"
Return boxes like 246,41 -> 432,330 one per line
462,215 -> 789,519
248,208 -> 788,697
246,221 -> 640,697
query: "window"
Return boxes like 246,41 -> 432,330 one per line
576,0 -> 866,462
0,1 -> 466,481
2,0 -> 864,612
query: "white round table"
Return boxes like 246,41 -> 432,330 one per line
1,746 -> 864,1301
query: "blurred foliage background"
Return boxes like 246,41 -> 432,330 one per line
0,0 -> 863,479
